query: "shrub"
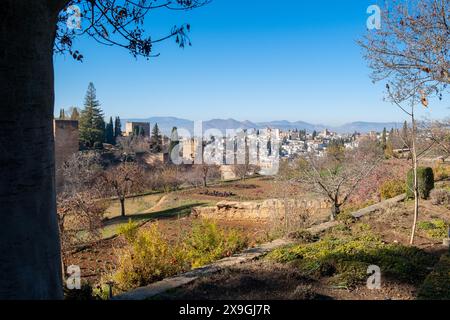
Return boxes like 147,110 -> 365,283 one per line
417,220 -> 449,240
113,224 -> 188,291
418,254 -> 450,300
112,220 -> 248,291
430,189 -> 450,206
118,219 -> 139,242
266,232 -> 437,288
379,179 -> 406,200
406,167 -> 435,199
433,164 -> 450,181
184,220 -> 248,268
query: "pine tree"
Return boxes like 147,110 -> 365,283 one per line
114,116 -> 122,138
150,123 -> 162,153
105,117 -> 115,145
79,83 -> 106,149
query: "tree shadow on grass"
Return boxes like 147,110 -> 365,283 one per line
103,202 -> 210,228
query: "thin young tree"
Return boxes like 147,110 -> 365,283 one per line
360,0 -> 449,244
0,0 -> 209,299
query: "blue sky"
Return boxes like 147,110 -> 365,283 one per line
54,0 -> 448,125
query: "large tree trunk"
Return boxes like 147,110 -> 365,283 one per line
0,1 -> 63,299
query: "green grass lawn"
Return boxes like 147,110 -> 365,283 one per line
103,193 -> 164,219
101,199 -> 214,239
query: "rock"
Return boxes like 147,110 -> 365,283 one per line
192,199 -> 330,221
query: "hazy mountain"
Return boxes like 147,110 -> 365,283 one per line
334,122 -> 403,134
122,117 -> 402,136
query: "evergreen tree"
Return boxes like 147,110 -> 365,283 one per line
114,116 -> 122,138
70,107 -> 80,121
381,127 -> 387,150
59,108 -> 65,120
79,83 -> 105,148
385,129 -> 394,159
150,123 -> 162,153
105,117 -> 115,145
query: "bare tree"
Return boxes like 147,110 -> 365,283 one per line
57,152 -> 105,277
117,135 -> 150,155
298,144 -> 381,221
158,165 -> 184,193
360,0 -> 449,244
1,0 -> 209,298
100,162 -> 146,217
194,164 -> 221,187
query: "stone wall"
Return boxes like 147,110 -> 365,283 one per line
192,199 -> 330,222
54,120 -> 79,190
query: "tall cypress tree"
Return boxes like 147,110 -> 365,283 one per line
114,116 -> 122,138
105,117 -> 115,145
79,82 -> 105,148
59,108 -> 65,120
381,127 -> 387,150
150,123 -> 162,153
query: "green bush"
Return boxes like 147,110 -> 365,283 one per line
406,167 -> 435,199
113,224 -> 188,291
433,164 -> 450,181
112,220 -> 248,292
418,254 -> 450,300
267,231 -> 437,288
417,220 -> 449,240
380,179 -> 406,200
118,219 -> 140,242
185,220 -> 248,268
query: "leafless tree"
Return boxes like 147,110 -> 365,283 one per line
56,152 -> 105,276
297,144 -> 381,221
117,135 -> 150,155
194,164 -> 221,187
360,0 -> 449,244
271,160 -> 311,237
158,165 -> 184,193
100,162 -> 146,217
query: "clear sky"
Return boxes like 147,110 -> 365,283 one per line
54,0 -> 448,125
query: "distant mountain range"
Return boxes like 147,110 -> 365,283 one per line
122,117 -> 403,136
